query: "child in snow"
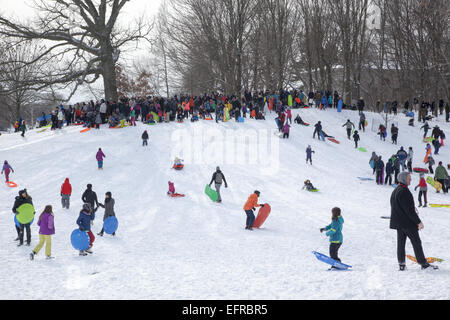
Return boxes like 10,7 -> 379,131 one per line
425,155 -> 435,174
1,160 -> 14,182
97,192 -> 116,237
30,205 -> 55,260
142,130 -> 149,146
282,123 -> 291,139
414,173 -> 428,207
96,148 -> 106,170
320,207 -> 344,265
76,203 -> 95,256
353,130 -> 360,148
168,181 -> 175,195
306,146 -> 315,165
302,180 -> 316,191
174,157 -> 183,167
60,178 -> 72,209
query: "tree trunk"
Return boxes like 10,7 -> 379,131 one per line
102,45 -> 118,102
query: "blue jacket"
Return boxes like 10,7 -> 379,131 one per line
76,210 -> 95,231
325,216 -> 344,243
306,147 -> 314,157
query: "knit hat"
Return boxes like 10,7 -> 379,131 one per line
106,192 -> 112,198
82,203 -> 91,212
398,172 -> 410,185
254,190 -> 260,196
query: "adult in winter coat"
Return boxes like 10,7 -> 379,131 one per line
320,207 -> 344,264
1,160 -> 14,182
390,172 -> 437,270
12,189 -> 35,246
142,130 -> 149,147
342,120 -> 355,140
374,156 -> 385,185
209,167 -> 228,203
359,113 -> 366,132
82,184 -> 99,211
30,205 -> 55,260
369,152 -> 378,173
393,156 -> 401,184
97,192 -> 116,236
313,121 -> 323,140
76,204 -> 96,256
96,148 -> 106,170
391,124 -> 399,145
353,131 -> 360,148
414,173 -> 428,207
243,191 -> 264,230
306,145 -> 315,165
434,162 -> 449,194
60,178 -> 72,209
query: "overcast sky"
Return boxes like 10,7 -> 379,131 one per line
0,0 -> 163,103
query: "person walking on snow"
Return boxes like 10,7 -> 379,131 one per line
353,130 -> 360,148
30,205 -> 55,260
97,192 -> 116,237
82,184 -> 99,212
1,160 -> 14,182
306,145 -> 315,165
425,155 -> 435,174
414,173 -> 428,207
385,157 -> 394,186
320,207 -> 344,266
76,204 -> 95,256
342,119 -> 355,140
369,152 -> 378,174
374,156 -> 385,185
406,147 -> 414,173
359,113 -> 366,132
142,130 -> 149,146
96,148 -> 106,170
421,122 -> 430,138
60,178 -> 72,209
282,123 -> 291,139
434,162 -> 449,194
209,167 -> 228,203
390,172 -> 438,270
391,124 -> 399,145
396,147 -> 408,172
313,121 -> 323,140
243,191 -> 264,230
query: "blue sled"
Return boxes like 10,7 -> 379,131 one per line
313,251 -> 352,270
357,177 -> 375,181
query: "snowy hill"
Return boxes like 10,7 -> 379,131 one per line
0,108 -> 449,300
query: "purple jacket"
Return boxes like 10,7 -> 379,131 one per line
37,212 -> 55,235
96,150 -> 106,161
2,163 -> 12,174
283,124 -> 290,134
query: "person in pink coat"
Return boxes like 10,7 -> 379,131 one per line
96,148 -> 106,170
1,161 -> 14,182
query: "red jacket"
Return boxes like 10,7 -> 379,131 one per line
61,178 -> 72,195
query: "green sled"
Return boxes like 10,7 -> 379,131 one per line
16,203 -> 35,224
205,185 -> 219,202
358,147 -> 368,152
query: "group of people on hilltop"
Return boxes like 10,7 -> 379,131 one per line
378,98 -> 449,123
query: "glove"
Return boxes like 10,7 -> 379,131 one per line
414,187 -> 418,191
252,207 -> 256,212
79,227 -> 85,231
260,204 -> 265,208
320,228 -> 325,233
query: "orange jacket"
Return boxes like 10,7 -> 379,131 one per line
243,193 -> 260,211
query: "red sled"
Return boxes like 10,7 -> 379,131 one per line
447,164 -> 450,170
328,138 -> 340,144
413,168 -> 429,174
253,204 -> 271,228
169,193 -> 185,198
173,164 -> 184,170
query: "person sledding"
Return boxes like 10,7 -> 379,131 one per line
173,157 -> 184,170
302,180 -> 317,192
208,167 -> 228,203
320,207 -> 344,268
76,203 -> 95,256
97,192 -> 116,237
243,190 -> 264,231
294,114 -> 307,126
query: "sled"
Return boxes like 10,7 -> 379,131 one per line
306,188 -> 319,193
312,251 -> 352,270
301,122 -> 310,126
288,95 -> 293,107
319,131 -> 325,141
429,204 -> 450,208
169,193 -> 185,198
423,137 -> 434,143
328,138 -> 340,144
357,177 -> 374,181
173,164 -> 184,171
423,148 -> 432,163
6,181 -> 18,188
205,185 -> 219,202
406,255 -> 444,264
413,168 -> 429,174
426,177 -> 442,192
16,203 -> 35,225
253,204 -> 272,228
37,128 -> 47,133
358,147 -> 368,152
238,117 -> 244,123
80,128 -> 91,133
370,160 -> 374,169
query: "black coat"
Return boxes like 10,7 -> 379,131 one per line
82,189 -> 98,208
12,196 -> 34,214
390,184 -> 421,231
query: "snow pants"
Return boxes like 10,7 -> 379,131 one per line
376,170 -> 383,185
330,243 -> 342,262
87,231 -> 95,247
418,191 -> 427,205
61,194 -> 70,209
245,210 -> 255,228
98,161 -> 103,169
33,234 -> 52,257
19,223 -> 31,245
396,228 -> 426,266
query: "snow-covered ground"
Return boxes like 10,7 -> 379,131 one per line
0,107 -> 449,300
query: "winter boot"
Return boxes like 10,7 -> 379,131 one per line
14,237 -> 19,241
79,250 -> 88,256
46,256 -> 55,260
421,263 -> 438,270
97,232 -> 104,237
424,203 -> 427,208
30,252 -> 35,260
399,264 -> 406,271
85,246 -> 93,254
17,242 -> 23,247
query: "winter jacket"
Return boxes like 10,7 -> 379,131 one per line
12,196 -> 34,214
425,157 -> 435,166
306,147 -> 314,157
96,150 -> 106,161
390,184 -> 421,231
142,131 -> 149,140
325,216 -> 344,243
210,171 -> 228,186
374,159 -> 385,172
342,121 -> 355,130
283,124 -> 290,134
386,160 -> 394,175
82,188 -> 98,208
2,163 -> 13,174
407,150 -> 414,162
353,132 -> 360,142
435,165 -> 449,180
397,149 -> 407,161
61,178 -> 72,196
99,198 -> 115,221
76,210 -> 95,232
243,193 -> 260,211
415,178 -> 427,192
37,212 -> 55,235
